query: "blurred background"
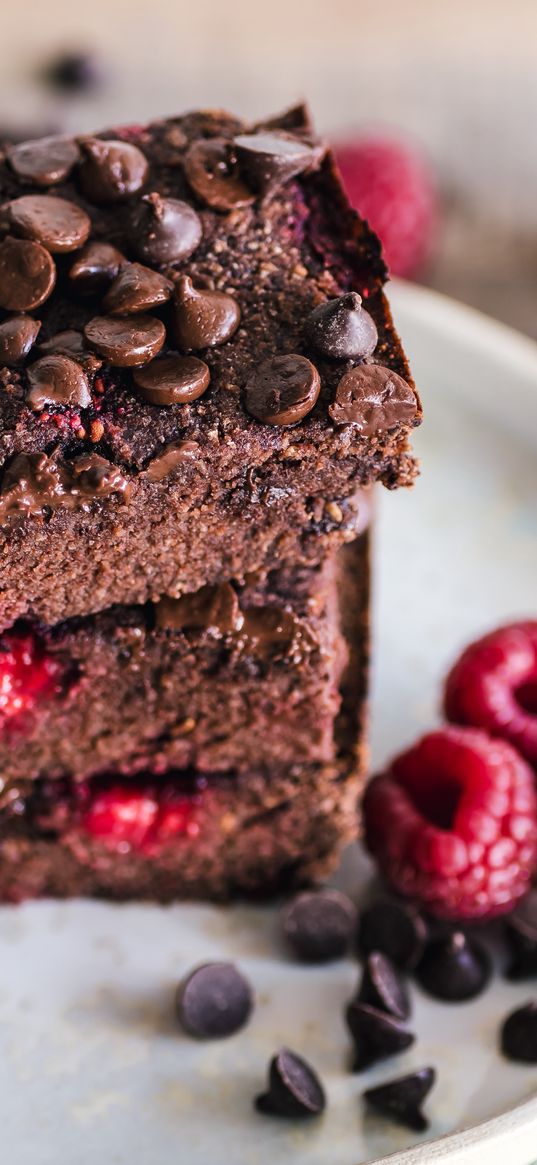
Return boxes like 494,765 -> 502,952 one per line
0,0 -> 536,337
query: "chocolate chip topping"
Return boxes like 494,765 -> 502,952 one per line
233,131 -> 321,193
0,315 -> 41,366
329,363 -> 417,433
173,276 -> 241,350
0,236 -> 56,311
6,136 -> 80,187
0,449 -> 130,524
176,962 -> 253,1040
84,315 -> 165,367
345,1002 -> 415,1072
416,933 -> 491,1002
144,440 -> 199,482
357,901 -> 427,971
305,293 -> 378,360
356,953 -> 411,1022
255,1049 -> 326,1118
26,354 -> 91,411
501,1002 -> 537,1063
183,138 -> 255,211
132,355 -> 210,406
281,890 -> 356,963
244,354 -> 320,426
103,263 -> 173,315
363,1068 -> 436,1133
154,584 -> 243,635
77,137 -> 149,203
2,194 -> 91,254
39,330 -> 86,357
68,241 -> 125,295
131,193 -> 202,265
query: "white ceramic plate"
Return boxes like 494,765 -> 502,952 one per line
1,282 -> 537,1165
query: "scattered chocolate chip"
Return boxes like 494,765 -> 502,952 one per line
329,363 -> 417,433
183,138 -> 255,211
68,241 -> 125,295
43,50 -> 103,92
244,354 -> 320,426
501,1002 -> 537,1063
144,441 -> 199,482
416,933 -> 491,1003
234,131 -> 321,194
305,292 -> 378,360
363,1067 -> 436,1132
505,890 -> 537,980
173,276 -> 241,350
0,449 -> 129,524
356,953 -> 411,1021
26,354 -> 91,411
39,330 -> 86,357
280,889 -> 356,963
0,236 -> 56,311
255,1049 -> 326,1118
2,194 -> 91,254
84,315 -> 165,367
103,263 -> 173,315
176,962 -> 253,1039
77,137 -> 149,203
345,1002 -> 415,1072
69,453 -> 131,502
155,584 -> 242,635
0,315 -> 41,366
131,193 -> 202,265
357,901 -> 427,971
132,355 -> 210,405
6,136 -> 80,187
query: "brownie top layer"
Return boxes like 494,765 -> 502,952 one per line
0,104 -> 421,523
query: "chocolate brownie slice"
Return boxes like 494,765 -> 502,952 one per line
0,105 -> 419,628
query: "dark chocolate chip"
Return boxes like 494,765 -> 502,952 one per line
234,131 -> 321,193
77,137 -> 149,203
2,194 -> 91,254
0,315 -> 41,366
26,354 -> 91,411
43,51 -> 103,92
84,315 -> 165,367
154,584 -> 242,635
6,136 -> 80,187
416,932 -> 491,1002
183,138 -> 255,211
255,1049 -> 326,1118
280,889 -> 356,963
363,1067 -> 436,1132
329,363 -> 417,433
69,453 -> 131,502
244,354 -> 320,426
357,901 -> 427,971
69,241 -> 125,295
132,355 -> 210,405
356,952 -> 411,1021
0,451 -> 67,521
0,236 -> 56,311
505,890 -> 537,980
173,276 -> 241,350
501,1002 -> 537,1063
103,263 -> 173,315
239,606 -> 313,662
144,441 -> 199,482
39,330 -> 86,357
305,293 -> 378,360
345,1002 -> 415,1072
131,193 -> 202,265
176,961 -> 253,1039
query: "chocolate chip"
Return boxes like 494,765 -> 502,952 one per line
69,453 -> 131,502
155,584 -> 242,635
0,315 -> 41,366
244,354 -> 320,426
240,606 -> 313,662
0,451 -> 67,522
144,441 -> 199,482
173,276 -> 241,350
345,1002 -> 415,1072
363,1067 -> 436,1132
43,51 -> 103,92
329,363 -> 417,433
176,962 -> 253,1039
6,136 -> 80,187
357,901 -> 427,971
280,889 -> 356,963
505,890 -> 537,980
132,355 -> 210,405
234,131 -> 321,193
77,137 -> 149,203
39,330 -> 86,357
84,315 -> 165,367
416,933 -> 491,1002
0,236 -> 56,311
255,1049 -> 326,1118
103,263 -> 173,315
305,293 -> 378,360
356,953 -> 411,1021
501,1002 -> 537,1063
26,355 -> 91,411
130,193 -> 202,265
2,194 -> 91,254
69,241 -> 125,295
183,138 -> 255,211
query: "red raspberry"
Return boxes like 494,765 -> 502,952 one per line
334,136 -> 437,278
445,623 -> 537,768
81,783 -> 199,852
0,629 -> 63,724
363,727 -> 537,921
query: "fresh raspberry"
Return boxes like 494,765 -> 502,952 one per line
0,629 -> 63,724
81,783 -> 199,852
445,622 -> 537,768
334,136 -> 437,278
363,727 -> 537,921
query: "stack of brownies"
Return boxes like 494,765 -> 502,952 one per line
0,105 -> 420,902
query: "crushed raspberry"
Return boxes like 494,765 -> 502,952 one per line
0,629 -> 64,724
80,782 -> 200,852
445,622 -> 537,768
363,727 -> 537,920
